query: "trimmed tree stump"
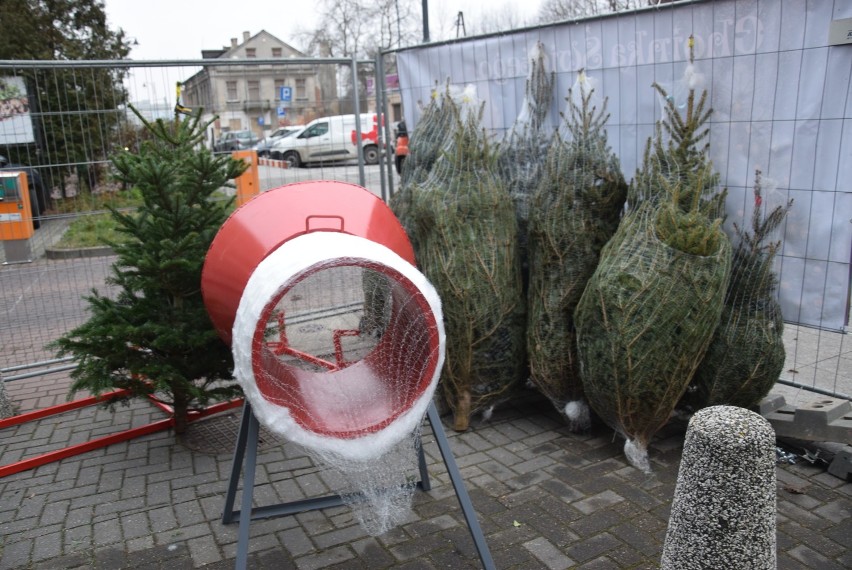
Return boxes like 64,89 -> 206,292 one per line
661,405 -> 776,569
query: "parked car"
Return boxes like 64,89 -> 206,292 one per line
0,155 -> 46,229
269,114 -> 383,168
253,126 -> 303,157
213,130 -> 259,153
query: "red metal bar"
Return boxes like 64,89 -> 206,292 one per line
333,329 -> 361,368
0,389 -> 129,430
274,346 -> 339,371
0,397 -> 244,479
0,417 -> 175,478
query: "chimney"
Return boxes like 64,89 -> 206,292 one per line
243,31 -> 250,43
230,38 -> 237,48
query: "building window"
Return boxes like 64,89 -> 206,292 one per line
295,78 -> 307,100
226,81 -> 238,100
248,80 -> 260,101
272,47 -> 282,57
246,47 -> 256,58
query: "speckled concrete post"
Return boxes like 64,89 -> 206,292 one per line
0,376 -> 14,419
661,405 -> 776,569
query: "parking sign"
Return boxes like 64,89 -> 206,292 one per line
279,86 -> 292,102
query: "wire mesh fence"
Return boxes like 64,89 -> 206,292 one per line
0,54 -> 849,421
0,57 -> 400,411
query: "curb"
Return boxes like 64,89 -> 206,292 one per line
259,158 -> 289,169
45,246 -> 115,259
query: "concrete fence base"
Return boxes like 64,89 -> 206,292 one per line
661,405 -> 776,569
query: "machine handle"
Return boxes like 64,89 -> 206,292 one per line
305,215 -> 345,233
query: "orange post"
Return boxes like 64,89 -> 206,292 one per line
233,150 -> 260,207
0,172 -> 34,240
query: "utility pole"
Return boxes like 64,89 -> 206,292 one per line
422,0 -> 430,42
456,11 -> 466,38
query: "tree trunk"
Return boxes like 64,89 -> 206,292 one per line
172,391 -> 190,435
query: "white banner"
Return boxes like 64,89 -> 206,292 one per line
397,0 -> 852,331
0,76 -> 35,145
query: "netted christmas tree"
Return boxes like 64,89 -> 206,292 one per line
52,108 -> 246,435
685,169 -> 792,410
527,73 -> 626,430
391,84 -> 456,255
410,93 -> 525,431
399,83 -> 456,188
575,41 -> 731,471
496,42 -> 554,277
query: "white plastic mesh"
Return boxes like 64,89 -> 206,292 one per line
231,231 -> 444,534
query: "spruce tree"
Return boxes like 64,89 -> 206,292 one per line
575,36 -> 731,471
686,170 -> 792,409
52,109 -> 247,435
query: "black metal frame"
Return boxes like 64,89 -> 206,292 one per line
222,400 -> 495,570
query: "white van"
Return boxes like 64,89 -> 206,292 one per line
269,113 -> 383,167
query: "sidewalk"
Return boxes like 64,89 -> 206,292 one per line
0,389 -> 849,569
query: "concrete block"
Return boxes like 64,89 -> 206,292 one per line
796,398 -> 851,424
827,447 -> 852,482
755,393 -> 786,415
763,397 -> 852,444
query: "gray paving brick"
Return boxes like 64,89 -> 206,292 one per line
293,544 -> 356,570
788,544 -> 846,570
173,498 -> 206,526
524,536 -> 576,570
126,535 -> 155,553
70,488 -> 120,510
0,538 -> 32,569
563,532 -> 622,565
186,534 -> 223,566
278,526 -> 316,557
120,511 -> 150,540
31,530 -> 63,562
39,500 -> 71,526
148,505 -> 179,532
573,490 -> 625,515
92,517 -> 123,547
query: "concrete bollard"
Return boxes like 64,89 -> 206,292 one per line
661,405 -> 776,569
0,376 -> 14,419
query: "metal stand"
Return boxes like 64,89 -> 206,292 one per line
222,400 -> 495,570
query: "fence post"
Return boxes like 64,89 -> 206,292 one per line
661,405 -> 776,569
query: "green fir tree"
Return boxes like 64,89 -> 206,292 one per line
52,109 -> 247,435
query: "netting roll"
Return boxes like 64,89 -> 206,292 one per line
202,182 -> 445,462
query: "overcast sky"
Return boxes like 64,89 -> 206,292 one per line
104,0 -> 543,61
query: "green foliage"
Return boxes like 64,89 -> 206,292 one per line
51,109 -> 247,435
575,44 -> 732,470
526,80 -> 626,425
497,44 -> 555,282
575,206 -> 731,471
410,97 -> 525,431
56,211 -> 134,249
630,83 -> 725,220
687,170 -> 793,409
0,0 -> 133,198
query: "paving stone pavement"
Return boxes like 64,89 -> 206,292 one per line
0,390 -> 850,570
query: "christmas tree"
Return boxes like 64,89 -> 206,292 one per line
687,170 -> 792,409
527,74 -> 626,430
411,94 -> 525,431
575,37 -> 731,471
52,108 -> 247,435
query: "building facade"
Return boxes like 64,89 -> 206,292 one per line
180,30 -> 339,143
